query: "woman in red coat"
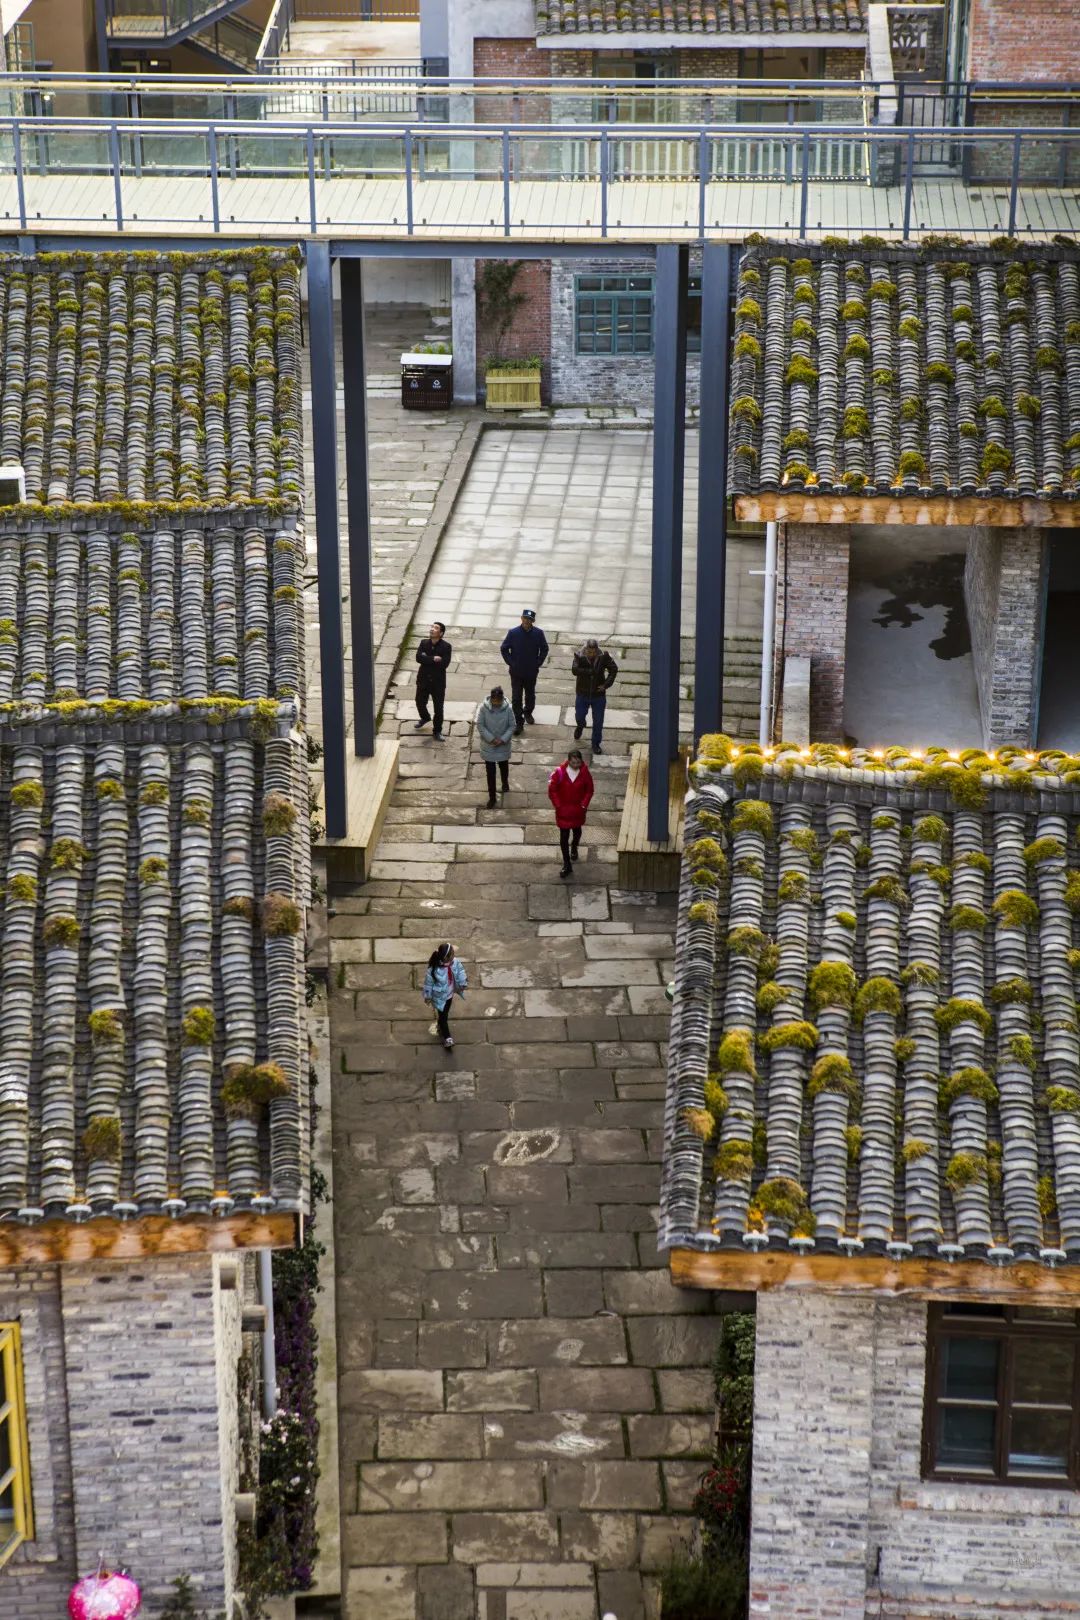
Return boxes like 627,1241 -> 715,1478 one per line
548,748 -> 594,879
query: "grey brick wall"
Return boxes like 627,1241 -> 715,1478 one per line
549,257 -> 702,409
773,524 -> 852,743
0,1267 -> 77,1620
963,526 -> 1046,747
58,1253 -> 242,1616
750,1290 -> 1080,1620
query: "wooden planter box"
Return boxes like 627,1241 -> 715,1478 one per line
485,368 -> 542,411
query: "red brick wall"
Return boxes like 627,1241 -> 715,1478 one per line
776,524 -> 851,743
475,260 -> 552,404
967,0 -> 1080,79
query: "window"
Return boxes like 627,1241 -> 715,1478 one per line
738,47 -> 829,125
594,52 -> 677,123
573,274 -> 704,358
923,1304 -> 1080,1487
575,274 -> 654,356
0,1324 -> 32,1565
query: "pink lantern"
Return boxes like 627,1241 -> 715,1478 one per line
68,1571 -> 142,1620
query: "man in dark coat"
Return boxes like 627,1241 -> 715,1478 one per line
414,620 -> 452,741
572,637 -> 618,753
499,609 -> 549,736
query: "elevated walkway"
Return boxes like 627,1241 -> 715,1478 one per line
6,166 -> 1079,242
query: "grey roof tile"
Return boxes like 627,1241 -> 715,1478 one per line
0,728 -> 307,1222
536,0 -> 867,34
729,240 -> 1080,501
661,741 -> 1080,1269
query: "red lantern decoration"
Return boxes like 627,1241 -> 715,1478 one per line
68,1570 -> 142,1620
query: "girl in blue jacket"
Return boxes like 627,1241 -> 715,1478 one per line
423,942 -> 468,1050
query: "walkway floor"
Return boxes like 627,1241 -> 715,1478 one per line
315,302 -> 771,1618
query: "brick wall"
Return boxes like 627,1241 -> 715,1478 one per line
549,257 -> 703,408
751,1291 -> 1080,1619
968,0 -> 1080,79
59,1254 -> 242,1614
0,1267 -> 77,1620
774,523 -> 851,742
963,526 -> 1046,747
476,260 -> 553,404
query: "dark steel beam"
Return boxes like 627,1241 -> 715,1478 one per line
339,258 -> 376,757
647,243 -> 689,844
307,239 -> 348,840
693,242 -> 735,747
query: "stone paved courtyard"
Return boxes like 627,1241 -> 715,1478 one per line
316,302 -> 768,1620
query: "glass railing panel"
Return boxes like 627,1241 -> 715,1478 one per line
318,132 -> 406,179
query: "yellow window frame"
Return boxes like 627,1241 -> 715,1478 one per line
0,1323 -> 33,1565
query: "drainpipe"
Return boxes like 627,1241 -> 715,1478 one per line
759,520 -> 779,747
259,1248 -> 278,1419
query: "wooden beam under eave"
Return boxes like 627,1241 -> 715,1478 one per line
734,493 -> 1080,528
0,1211 -> 299,1268
670,1246 -> 1080,1302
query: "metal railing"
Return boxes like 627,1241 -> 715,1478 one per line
105,0 -> 248,37
1,116 -> 1077,240
291,0 -> 419,16
255,0 -> 295,68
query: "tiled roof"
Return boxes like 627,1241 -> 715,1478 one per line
0,511 -> 303,708
728,239 -> 1080,501
0,727 -> 308,1222
535,0 -> 867,35
0,250 -> 311,1238
0,251 -> 302,504
661,738 -> 1080,1269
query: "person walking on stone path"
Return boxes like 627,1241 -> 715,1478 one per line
422,941 -> 467,1051
414,620 -> 452,741
476,684 -> 515,808
548,748 -> 594,879
572,636 -> 618,754
499,608 -> 549,735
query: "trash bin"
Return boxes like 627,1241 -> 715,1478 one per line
401,351 -> 453,410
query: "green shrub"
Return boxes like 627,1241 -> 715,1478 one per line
854,977 -> 902,1022
843,334 -> 871,360
43,914 -> 80,948
894,1036 -> 917,1062
182,1007 -> 215,1046
717,1031 -> 757,1076
940,1067 -> 998,1109
903,1139 -> 933,1163
864,875 -> 908,907
990,977 -> 1033,1005
759,1021 -> 818,1053
992,890 -> 1039,929
808,1053 -> 857,1099
731,801 -> 773,837
834,910 -> 857,931
685,837 -> 727,872
752,1176 -> 814,1236
83,1116 -> 121,1162
263,893 -> 302,937
785,356 -> 819,386
1047,1086 -> 1080,1114
688,900 -> 718,926
808,960 -> 858,1012
901,960 -> 939,986
221,1061 -> 290,1117
945,1152 -> 988,1189
756,981 -> 793,1015
714,1140 -> 753,1182
89,1008 -> 123,1043
845,1125 -> 863,1163
658,1553 -> 747,1620
778,872 -> 809,903
1007,1035 -> 1036,1070
935,998 -> 993,1036
949,905 -> 987,932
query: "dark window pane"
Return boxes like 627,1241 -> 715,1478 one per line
938,1403 -> 997,1472
943,1303 -> 1006,1320
1013,1337 -> 1074,1406
0,1406 -> 11,1520
627,277 -> 654,292
1009,1408 -> 1072,1476
1014,1307 -> 1077,1324
577,276 -> 602,292
942,1336 -> 1000,1403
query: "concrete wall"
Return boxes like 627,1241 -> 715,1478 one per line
774,523 -> 851,743
750,1291 -> 1080,1620
1,1254 -> 246,1618
24,0 -> 97,71
963,526 -> 1046,748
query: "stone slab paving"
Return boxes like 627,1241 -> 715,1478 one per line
329,625 -> 746,1620
415,426 -> 765,639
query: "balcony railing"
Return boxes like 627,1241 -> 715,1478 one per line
0,116 -> 1077,241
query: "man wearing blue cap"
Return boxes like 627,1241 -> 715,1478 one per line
499,609 -> 549,736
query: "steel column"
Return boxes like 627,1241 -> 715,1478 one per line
307,240 -> 348,840
340,257 -> 376,758
693,242 -> 733,748
647,244 -> 689,844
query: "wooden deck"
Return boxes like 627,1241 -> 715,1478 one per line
316,735 -> 399,884
2,170 -> 1078,241
617,742 -> 688,893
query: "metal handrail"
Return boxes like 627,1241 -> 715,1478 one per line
2,114 -> 1075,241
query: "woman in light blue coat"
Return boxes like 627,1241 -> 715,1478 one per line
423,942 -> 468,1050
476,684 -> 515,808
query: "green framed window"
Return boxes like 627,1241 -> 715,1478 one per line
574,273 -> 704,357
0,1323 -> 33,1565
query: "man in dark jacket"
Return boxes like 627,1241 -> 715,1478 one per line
572,637 -> 618,753
499,609 -> 549,736
414,620 -> 452,741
